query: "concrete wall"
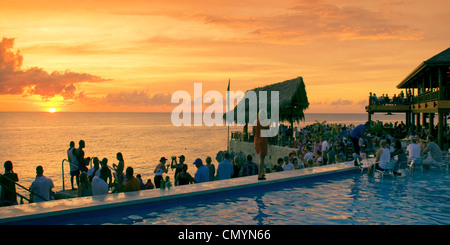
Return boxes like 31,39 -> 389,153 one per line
230,140 -> 297,170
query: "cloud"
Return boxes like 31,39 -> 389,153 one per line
104,90 -> 172,107
0,37 -> 108,99
312,99 -> 356,107
78,89 -> 227,111
330,99 -> 353,106
76,90 -> 174,109
197,0 -> 422,44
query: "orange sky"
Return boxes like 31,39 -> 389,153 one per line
0,0 -> 449,113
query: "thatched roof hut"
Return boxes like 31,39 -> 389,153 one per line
224,76 -> 309,126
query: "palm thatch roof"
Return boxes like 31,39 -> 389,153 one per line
224,76 -> 309,125
397,47 -> 450,89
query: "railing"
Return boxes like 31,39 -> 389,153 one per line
231,131 -> 297,148
61,159 -> 69,191
368,88 -> 450,109
412,90 -> 440,104
0,173 -> 48,205
61,158 -> 115,191
61,158 -> 85,191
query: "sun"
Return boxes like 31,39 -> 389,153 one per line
48,108 -> 57,113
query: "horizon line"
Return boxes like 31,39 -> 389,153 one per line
0,111 -> 395,115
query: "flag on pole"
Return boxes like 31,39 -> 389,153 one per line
226,78 -> 230,113
227,78 -> 230,151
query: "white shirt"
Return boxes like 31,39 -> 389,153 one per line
304,152 -> 314,161
91,176 -> 109,196
317,156 -> 324,162
67,147 -> 78,171
378,148 -> 391,169
282,162 -> 295,171
87,167 -> 101,179
29,176 -> 54,202
358,137 -> 365,146
406,143 -> 422,160
321,141 -> 329,152
154,168 -> 164,176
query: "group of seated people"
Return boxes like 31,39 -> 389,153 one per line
366,134 -> 445,176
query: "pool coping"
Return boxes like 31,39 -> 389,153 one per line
0,161 -> 362,224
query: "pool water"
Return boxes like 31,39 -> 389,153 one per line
19,169 -> 450,225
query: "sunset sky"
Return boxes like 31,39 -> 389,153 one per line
1,0 -> 449,113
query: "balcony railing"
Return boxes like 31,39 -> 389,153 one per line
231,131 -> 295,147
369,88 -> 450,107
412,90 -> 440,104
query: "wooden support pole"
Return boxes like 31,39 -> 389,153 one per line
438,112 -> 444,149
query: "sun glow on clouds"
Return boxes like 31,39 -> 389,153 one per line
0,0 -> 449,113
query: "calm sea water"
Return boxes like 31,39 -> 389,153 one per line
0,112 -> 404,193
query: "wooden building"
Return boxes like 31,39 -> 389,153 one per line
366,47 -> 450,148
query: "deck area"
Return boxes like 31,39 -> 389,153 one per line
366,104 -> 411,114
0,160 -> 365,224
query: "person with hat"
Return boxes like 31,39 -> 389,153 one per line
193,158 -> 209,183
154,157 -> 168,188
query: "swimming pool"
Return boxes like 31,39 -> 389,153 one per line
11,167 -> 450,225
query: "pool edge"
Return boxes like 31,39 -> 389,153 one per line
0,161 -> 362,224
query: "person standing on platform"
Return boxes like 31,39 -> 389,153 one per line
113,152 -> 125,187
154,157 -> 168,188
67,141 -> 79,190
254,110 -> 270,180
349,122 -> 370,166
171,155 -> 187,183
0,161 -> 19,206
349,123 -> 369,155
76,140 -> 90,173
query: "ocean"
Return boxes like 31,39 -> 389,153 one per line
0,112 -> 404,193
